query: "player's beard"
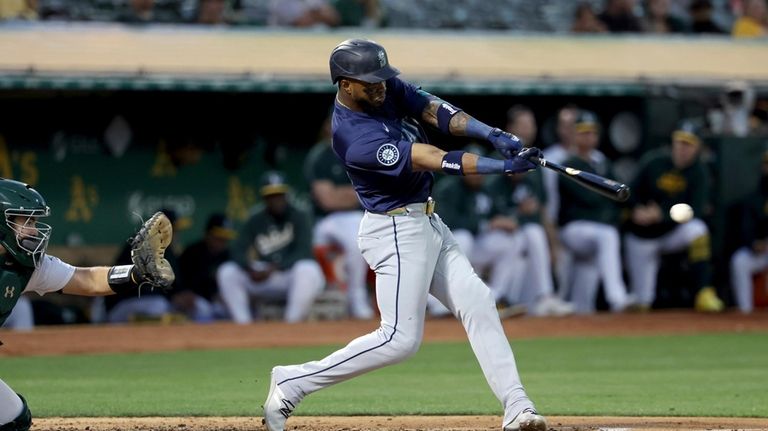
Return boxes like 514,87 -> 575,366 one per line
362,86 -> 386,108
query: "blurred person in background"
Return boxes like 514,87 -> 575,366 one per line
304,113 -> 374,320
642,0 -> 688,33
216,171 -> 324,323
571,2 -> 608,33
729,150 -> 768,313
194,0 -> 230,25
485,106 -> 574,316
558,110 -> 635,313
117,0 -> 158,23
1,295 -> 33,330
599,0 -> 644,32
624,122 -> 723,312
268,0 -> 340,27
176,213 -> 236,322
334,0 -> 383,27
708,80 -> 757,137
689,0 -> 728,33
731,0 -> 767,37
0,0 -> 37,20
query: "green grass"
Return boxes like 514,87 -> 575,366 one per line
2,332 -> 767,418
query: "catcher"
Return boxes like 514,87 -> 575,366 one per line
0,178 -> 174,431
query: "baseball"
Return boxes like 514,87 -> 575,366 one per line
669,203 -> 693,223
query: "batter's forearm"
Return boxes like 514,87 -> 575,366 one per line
421,97 -> 492,138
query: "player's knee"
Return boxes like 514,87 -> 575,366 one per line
387,334 -> 422,362
294,260 -> 325,288
0,394 -> 32,431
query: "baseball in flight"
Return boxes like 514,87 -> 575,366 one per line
669,203 -> 693,223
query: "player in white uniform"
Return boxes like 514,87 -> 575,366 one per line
0,178 -> 174,431
262,39 -> 548,431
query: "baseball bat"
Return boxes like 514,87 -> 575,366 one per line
529,156 -> 631,202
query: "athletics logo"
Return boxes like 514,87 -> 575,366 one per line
4,286 -> 15,298
377,144 -> 399,166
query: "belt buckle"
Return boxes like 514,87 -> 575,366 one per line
426,197 -> 435,217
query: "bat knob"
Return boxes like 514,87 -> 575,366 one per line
616,185 -> 631,202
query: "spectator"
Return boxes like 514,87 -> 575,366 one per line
268,0 -> 340,27
642,0 -> 688,33
1,295 -> 33,330
732,0 -> 768,37
708,80 -> 757,137
216,171 -> 325,323
689,0 -> 728,34
116,0 -> 157,23
624,121 -> 724,312
571,2 -> 608,33
489,107 -> 575,316
558,110 -> 635,313
304,113 -> 374,319
334,0 -> 383,27
541,104 -> 579,298
0,0 -> 37,20
194,0 -> 229,25
730,149 -> 768,313
599,0 -> 644,32
176,213 -> 236,322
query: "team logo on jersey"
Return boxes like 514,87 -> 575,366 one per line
377,144 -> 399,166
4,286 -> 15,298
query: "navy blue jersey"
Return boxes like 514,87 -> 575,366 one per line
331,77 -> 433,212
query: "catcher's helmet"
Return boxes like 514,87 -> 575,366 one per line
0,178 -> 51,268
329,39 -> 400,84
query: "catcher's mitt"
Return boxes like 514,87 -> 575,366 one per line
130,211 -> 175,290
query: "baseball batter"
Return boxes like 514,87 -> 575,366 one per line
0,178 -> 174,431
262,39 -> 547,431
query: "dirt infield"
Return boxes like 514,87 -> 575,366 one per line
3,310 -> 768,430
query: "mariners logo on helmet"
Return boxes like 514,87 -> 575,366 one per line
376,144 -> 399,166
377,50 -> 386,67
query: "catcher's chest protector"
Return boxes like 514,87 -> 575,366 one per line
0,267 -> 33,327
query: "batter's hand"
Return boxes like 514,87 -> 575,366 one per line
487,128 -> 523,159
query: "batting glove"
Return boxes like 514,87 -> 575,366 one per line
503,147 -> 540,174
487,128 -> 523,159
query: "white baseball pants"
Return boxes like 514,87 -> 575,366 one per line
730,247 -> 768,313
217,259 -> 324,323
272,206 -> 537,426
624,218 -> 708,307
313,210 -> 374,318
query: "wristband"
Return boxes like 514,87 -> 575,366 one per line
436,101 -> 462,134
108,264 -> 139,294
441,151 -> 465,175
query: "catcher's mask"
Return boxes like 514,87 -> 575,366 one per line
329,38 -> 400,85
0,178 -> 51,268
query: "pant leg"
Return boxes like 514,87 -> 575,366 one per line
428,215 -> 535,426
520,223 -> 556,298
569,256 -> 601,314
0,379 -> 23,425
217,261 -> 255,324
273,212 -> 441,403
624,233 -> 661,307
593,224 -> 631,310
730,247 -> 768,313
284,260 -> 326,323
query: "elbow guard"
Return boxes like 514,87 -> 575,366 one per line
441,151 -> 465,175
436,101 -> 462,134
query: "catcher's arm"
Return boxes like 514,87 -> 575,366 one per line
107,211 -> 176,293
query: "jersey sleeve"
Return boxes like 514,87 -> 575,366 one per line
388,78 -> 430,119
24,255 -> 76,295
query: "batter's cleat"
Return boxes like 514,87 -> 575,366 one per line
262,368 -> 294,431
503,408 -> 547,431
695,287 -> 724,313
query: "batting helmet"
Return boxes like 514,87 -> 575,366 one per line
329,39 -> 400,84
